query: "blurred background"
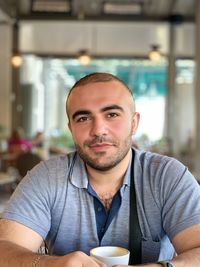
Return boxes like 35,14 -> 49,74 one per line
0,0 -> 200,193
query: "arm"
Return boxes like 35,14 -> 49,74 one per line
167,223 -> 200,267
116,223 -> 200,267
0,219 -> 106,267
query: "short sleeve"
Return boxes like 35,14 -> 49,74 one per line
159,159 -> 200,240
2,161 -> 53,239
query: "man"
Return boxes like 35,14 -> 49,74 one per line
1,72 -> 200,267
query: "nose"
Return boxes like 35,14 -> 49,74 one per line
90,117 -> 108,137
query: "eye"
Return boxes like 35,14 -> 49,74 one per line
107,112 -> 119,118
75,115 -> 90,123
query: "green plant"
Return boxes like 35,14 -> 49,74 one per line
50,130 -> 74,149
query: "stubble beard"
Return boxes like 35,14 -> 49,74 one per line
75,133 -> 133,171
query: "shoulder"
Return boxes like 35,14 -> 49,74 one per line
133,148 -> 200,202
133,148 -> 197,193
42,151 -> 77,171
134,148 -> 186,175
19,151 -> 78,187
14,151 -> 79,205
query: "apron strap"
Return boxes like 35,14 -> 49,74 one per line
129,149 -> 142,264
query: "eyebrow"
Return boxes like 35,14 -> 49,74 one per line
101,104 -> 124,113
72,110 -> 91,121
72,104 -> 124,121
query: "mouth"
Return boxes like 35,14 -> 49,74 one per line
89,143 -> 113,152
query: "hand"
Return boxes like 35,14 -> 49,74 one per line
52,251 -> 108,267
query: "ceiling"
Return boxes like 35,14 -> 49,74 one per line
0,0 -> 197,24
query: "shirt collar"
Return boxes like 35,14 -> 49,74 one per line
69,153 -> 88,189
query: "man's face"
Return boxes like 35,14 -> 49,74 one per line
67,80 -> 140,171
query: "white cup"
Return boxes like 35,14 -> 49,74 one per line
90,246 -> 130,267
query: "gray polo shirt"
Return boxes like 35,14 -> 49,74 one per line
3,149 -> 200,263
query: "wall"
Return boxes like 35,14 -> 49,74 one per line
19,21 -> 195,57
0,24 -> 12,136
175,82 -> 195,153
19,21 -> 169,56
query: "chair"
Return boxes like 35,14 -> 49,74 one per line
16,152 -> 42,178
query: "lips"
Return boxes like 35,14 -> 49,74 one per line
89,143 -> 113,152
90,143 -> 112,147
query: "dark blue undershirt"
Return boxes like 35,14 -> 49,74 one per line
87,183 -> 122,241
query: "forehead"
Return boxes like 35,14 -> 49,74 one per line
67,80 -> 132,113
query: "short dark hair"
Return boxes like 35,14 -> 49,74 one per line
66,72 -> 135,116
69,72 -> 133,96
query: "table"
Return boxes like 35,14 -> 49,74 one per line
0,172 -> 17,186
0,172 -> 17,217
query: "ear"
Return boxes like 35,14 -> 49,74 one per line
68,120 -> 72,132
131,112 -> 140,135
